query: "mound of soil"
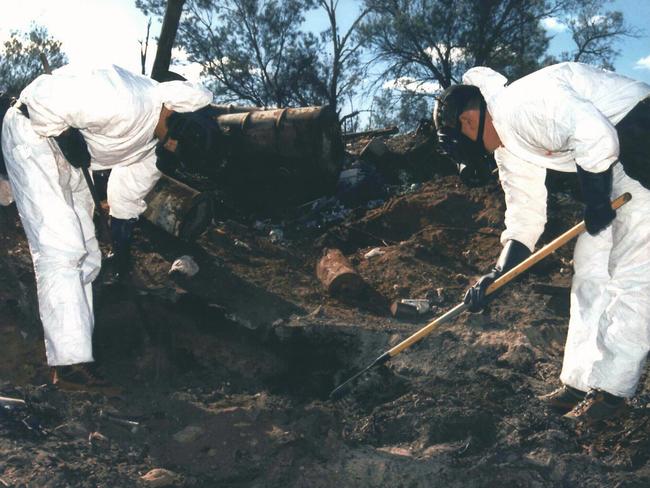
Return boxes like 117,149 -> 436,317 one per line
1,132 -> 649,488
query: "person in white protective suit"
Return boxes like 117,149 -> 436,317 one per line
433,62 -> 650,424
0,64 -> 215,392
0,95 -> 14,206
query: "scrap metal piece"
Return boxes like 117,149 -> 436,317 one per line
390,301 -> 419,319
0,395 -> 26,411
143,174 -> 213,240
99,409 -> 142,434
316,248 -> 365,297
214,105 -> 344,208
343,126 -> 399,140
215,105 -> 343,178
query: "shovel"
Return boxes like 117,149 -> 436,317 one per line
330,192 -> 632,400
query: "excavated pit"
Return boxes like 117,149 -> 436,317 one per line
93,283 -> 410,407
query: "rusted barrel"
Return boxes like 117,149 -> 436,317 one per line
316,248 -> 366,296
143,174 -> 213,240
207,104 -> 262,117
213,105 -> 344,210
216,106 -> 342,178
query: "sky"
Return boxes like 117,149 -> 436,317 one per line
542,0 -> 650,84
0,0 -> 202,80
0,0 -> 649,101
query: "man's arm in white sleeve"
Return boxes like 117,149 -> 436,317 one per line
495,146 -> 548,252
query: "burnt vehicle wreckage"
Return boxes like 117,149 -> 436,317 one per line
2,99 -> 650,487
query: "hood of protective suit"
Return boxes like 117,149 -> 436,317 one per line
462,63 -> 650,173
462,67 -> 508,105
158,81 -> 214,113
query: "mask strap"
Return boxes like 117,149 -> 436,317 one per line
476,98 -> 486,149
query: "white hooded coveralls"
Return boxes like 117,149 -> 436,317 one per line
464,62 -> 650,397
1,65 -> 212,366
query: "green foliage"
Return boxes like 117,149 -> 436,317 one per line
550,0 -> 639,70
359,0 -> 555,90
137,0 -> 327,107
369,89 -> 431,132
0,25 -> 67,96
136,0 -> 634,120
137,0 -> 368,114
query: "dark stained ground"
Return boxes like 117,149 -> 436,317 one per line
1,132 -> 650,487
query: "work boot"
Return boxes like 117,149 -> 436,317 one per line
563,389 -> 626,424
539,385 -> 586,412
50,363 -> 122,396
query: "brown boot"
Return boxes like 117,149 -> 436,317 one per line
51,363 -> 122,396
539,385 -> 586,412
563,389 -> 626,425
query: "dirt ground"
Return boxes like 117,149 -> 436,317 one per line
1,132 -> 650,488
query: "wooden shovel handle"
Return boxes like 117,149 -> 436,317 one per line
385,192 -> 631,359
485,192 -> 631,296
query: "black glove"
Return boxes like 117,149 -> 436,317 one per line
155,144 -> 179,175
576,165 -> 615,235
464,239 -> 531,313
54,128 -> 91,169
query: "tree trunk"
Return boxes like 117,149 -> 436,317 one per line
151,0 -> 185,82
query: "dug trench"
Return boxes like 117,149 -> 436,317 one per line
3,172 -> 650,487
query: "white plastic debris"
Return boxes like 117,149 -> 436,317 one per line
140,468 -> 179,487
269,228 -> 285,244
364,247 -> 385,259
234,239 -> 252,251
169,255 -> 199,277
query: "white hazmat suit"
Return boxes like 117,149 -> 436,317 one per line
463,62 -> 650,398
0,65 -> 212,366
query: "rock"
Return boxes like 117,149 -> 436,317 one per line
364,247 -> 385,259
498,343 -> 535,372
234,239 -> 251,251
269,228 -> 285,244
140,468 -> 179,487
53,420 -> 87,439
88,431 -> 109,447
524,448 -> 553,468
360,137 -> 388,160
169,255 -> 199,277
173,425 -> 204,443
0,175 -> 14,206
336,162 -> 385,206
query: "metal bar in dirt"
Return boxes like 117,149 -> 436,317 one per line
330,352 -> 390,400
